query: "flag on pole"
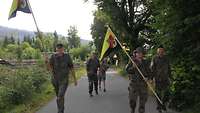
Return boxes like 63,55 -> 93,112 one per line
100,27 -> 118,61
8,0 -> 31,19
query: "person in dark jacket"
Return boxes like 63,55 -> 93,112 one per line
86,52 -> 100,97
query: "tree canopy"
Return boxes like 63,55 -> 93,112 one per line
91,0 -> 200,111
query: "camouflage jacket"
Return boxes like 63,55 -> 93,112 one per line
151,55 -> 171,84
50,53 -> 73,81
126,58 -> 152,84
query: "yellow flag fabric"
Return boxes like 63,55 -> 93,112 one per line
99,28 -> 117,61
8,0 -> 31,19
9,0 -> 18,19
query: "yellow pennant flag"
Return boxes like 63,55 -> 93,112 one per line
8,0 -> 31,19
100,27 -> 117,61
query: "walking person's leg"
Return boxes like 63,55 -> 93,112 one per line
57,82 -> 68,113
52,79 -> 59,96
88,75 -> 93,97
52,79 -> 64,113
155,85 -> 163,113
162,86 -> 170,111
138,86 -> 148,113
94,75 -> 98,95
129,85 -> 138,113
103,74 -> 106,92
98,75 -> 102,91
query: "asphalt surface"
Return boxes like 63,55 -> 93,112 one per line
36,69 -> 179,113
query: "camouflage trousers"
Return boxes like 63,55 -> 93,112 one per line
88,74 -> 98,94
52,79 -> 68,113
129,82 -> 148,113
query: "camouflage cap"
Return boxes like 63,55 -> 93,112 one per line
135,47 -> 145,54
56,43 -> 64,49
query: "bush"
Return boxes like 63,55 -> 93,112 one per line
0,65 -> 48,112
22,47 -> 42,59
69,45 -> 92,61
169,57 -> 200,111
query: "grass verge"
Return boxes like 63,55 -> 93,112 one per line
5,67 -> 86,113
112,65 -> 128,78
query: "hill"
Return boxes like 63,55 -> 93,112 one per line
0,26 -> 90,45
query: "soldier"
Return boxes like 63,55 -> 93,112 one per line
98,58 -> 109,92
151,46 -> 171,113
126,47 -> 152,113
86,52 -> 100,97
45,43 -> 77,113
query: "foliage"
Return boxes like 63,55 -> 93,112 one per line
22,46 -> 41,59
69,45 -> 92,61
116,66 -> 128,78
0,65 -> 86,113
67,26 -> 81,49
3,36 -> 16,47
91,10 -> 111,53
53,31 -> 59,52
150,0 -> 200,111
92,0 -> 200,111
93,0 -> 154,51
0,65 -> 48,112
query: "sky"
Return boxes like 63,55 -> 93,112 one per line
0,0 -> 96,40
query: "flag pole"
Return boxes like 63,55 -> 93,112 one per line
27,0 -> 39,33
26,0 -> 45,51
107,26 -> 163,105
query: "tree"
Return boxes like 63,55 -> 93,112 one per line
58,36 -> 69,52
91,10 -> 111,53
67,26 -> 81,49
150,0 -> 200,111
23,35 -> 32,45
69,45 -> 92,61
10,36 -> 15,44
93,0 -> 154,50
3,36 -> 9,47
53,31 -> 59,52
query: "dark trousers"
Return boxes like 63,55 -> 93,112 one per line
88,74 -> 98,94
156,85 -> 170,110
52,79 -> 68,113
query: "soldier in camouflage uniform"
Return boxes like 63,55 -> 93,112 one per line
126,47 -> 152,113
86,52 -> 100,97
45,44 -> 77,113
98,58 -> 109,92
151,46 -> 171,113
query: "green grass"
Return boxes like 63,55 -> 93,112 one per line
4,67 -> 86,113
115,66 -> 128,79
5,81 -> 55,113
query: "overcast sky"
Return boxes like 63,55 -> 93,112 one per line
0,0 -> 96,40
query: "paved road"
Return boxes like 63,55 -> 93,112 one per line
36,69 -> 178,113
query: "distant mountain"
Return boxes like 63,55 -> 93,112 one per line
0,26 -> 91,45
0,26 -> 35,41
80,39 -> 90,45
